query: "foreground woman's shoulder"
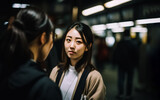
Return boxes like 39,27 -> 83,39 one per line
88,69 -> 103,79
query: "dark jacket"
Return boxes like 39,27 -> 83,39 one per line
0,60 -> 62,100
113,37 -> 139,69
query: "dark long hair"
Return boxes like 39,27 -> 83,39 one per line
59,22 -> 96,72
0,5 -> 54,76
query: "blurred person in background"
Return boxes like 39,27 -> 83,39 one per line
146,24 -> 160,100
50,22 -> 106,100
94,36 -> 109,72
0,6 -> 62,100
113,29 -> 139,100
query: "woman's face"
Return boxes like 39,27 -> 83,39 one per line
64,28 -> 87,63
40,32 -> 54,61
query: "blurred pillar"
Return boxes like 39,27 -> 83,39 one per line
72,6 -> 78,22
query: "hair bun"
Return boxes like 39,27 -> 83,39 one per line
12,19 -> 24,30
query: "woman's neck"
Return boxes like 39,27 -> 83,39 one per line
29,48 -> 38,62
70,56 -> 83,66
29,44 -> 39,62
70,59 -> 77,66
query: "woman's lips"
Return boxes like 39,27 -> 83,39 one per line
68,51 -> 75,55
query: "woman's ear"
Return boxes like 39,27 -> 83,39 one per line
85,43 -> 92,51
40,32 -> 46,45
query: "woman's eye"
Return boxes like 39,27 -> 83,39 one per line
66,39 -> 71,42
76,41 -> 82,44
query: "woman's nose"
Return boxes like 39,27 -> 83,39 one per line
70,41 -> 75,48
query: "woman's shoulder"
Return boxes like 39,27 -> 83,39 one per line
50,66 -> 60,73
28,75 -> 62,100
49,66 -> 60,80
87,69 -> 102,80
8,61 -> 46,87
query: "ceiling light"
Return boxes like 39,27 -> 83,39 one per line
106,21 -> 134,29
112,27 -> 124,33
91,24 -> 107,31
106,23 -> 119,29
104,0 -> 132,8
136,18 -> 160,25
82,5 -> 104,16
12,3 -> 29,8
119,21 -> 134,27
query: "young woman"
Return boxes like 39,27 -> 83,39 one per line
0,6 -> 62,100
50,22 -> 106,100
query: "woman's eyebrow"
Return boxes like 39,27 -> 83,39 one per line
75,37 -> 82,39
66,35 -> 82,39
66,35 -> 72,38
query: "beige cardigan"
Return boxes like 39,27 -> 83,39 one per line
50,66 -> 106,100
